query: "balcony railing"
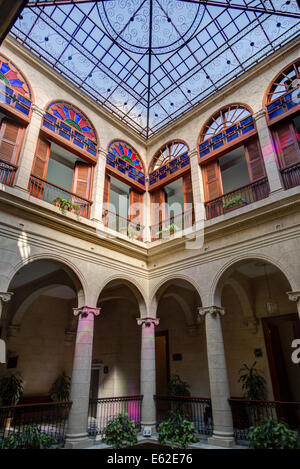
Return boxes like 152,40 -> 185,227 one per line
102,210 -> 145,241
88,395 -> 143,437
154,395 -> 213,437
150,209 -> 194,241
29,175 -> 92,218
0,401 -> 72,445
205,178 -> 270,220
281,162 -> 300,190
0,159 -> 17,186
229,398 -> 300,442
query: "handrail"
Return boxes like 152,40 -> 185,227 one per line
206,178 -> 267,205
0,400 -> 72,410
150,208 -> 194,231
30,174 -> 92,204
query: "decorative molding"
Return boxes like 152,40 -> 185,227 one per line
198,306 -> 225,317
0,292 -> 13,320
253,108 -> 266,122
136,317 -> 160,327
287,291 -> 300,302
73,306 -> 101,318
32,104 -> 45,118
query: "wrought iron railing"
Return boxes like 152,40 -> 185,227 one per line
29,175 -> 92,218
102,210 -> 145,241
154,395 -> 213,437
280,162 -> 300,190
0,401 -> 72,445
205,178 -> 270,220
0,159 -> 17,186
229,398 -> 300,442
88,395 -> 143,437
150,209 -> 194,241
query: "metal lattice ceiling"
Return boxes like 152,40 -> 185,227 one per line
9,0 -> 300,138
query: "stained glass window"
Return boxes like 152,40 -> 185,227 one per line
266,60 -> 300,104
150,141 -> 189,172
108,141 -> 144,173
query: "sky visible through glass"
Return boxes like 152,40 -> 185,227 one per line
10,0 -> 300,138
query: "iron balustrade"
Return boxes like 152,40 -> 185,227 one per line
154,395 -> 213,437
0,401 -> 72,445
229,398 -> 300,443
102,209 -> 145,241
205,178 -> 270,220
280,162 -> 300,190
29,175 -> 92,218
0,159 -> 17,186
88,395 -> 143,437
150,209 -> 194,241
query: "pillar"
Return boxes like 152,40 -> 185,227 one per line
198,306 -> 235,447
14,104 -> 45,192
287,291 -> 300,319
189,150 -> 205,225
91,150 -> 107,227
137,317 -> 159,435
65,306 -> 100,449
254,109 -> 283,193
0,292 -> 13,364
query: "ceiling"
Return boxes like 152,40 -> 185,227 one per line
9,0 -> 300,138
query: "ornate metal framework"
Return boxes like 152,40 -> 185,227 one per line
0,53 -> 33,120
150,141 -> 189,172
106,140 -> 146,188
265,59 -> 300,123
42,100 -> 98,157
198,104 -> 255,160
149,140 -> 190,188
9,1 -> 300,138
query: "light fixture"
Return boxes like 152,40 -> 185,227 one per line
261,262 -> 279,315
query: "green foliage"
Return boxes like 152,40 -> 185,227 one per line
0,374 -> 23,406
238,362 -> 266,400
248,417 -> 299,449
49,371 -> 71,402
0,424 -> 57,449
157,223 -> 180,236
120,225 -> 141,238
158,410 -> 198,449
167,374 -> 191,397
102,413 -> 138,449
223,196 -> 247,210
53,197 -> 80,215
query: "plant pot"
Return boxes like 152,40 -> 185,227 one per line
223,201 -> 247,213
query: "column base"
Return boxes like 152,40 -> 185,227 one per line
141,423 -> 157,438
65,433 -> 93,449
207,432 -> 235,448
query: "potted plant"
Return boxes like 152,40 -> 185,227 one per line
102,413 -> 138,449
167,374 -> 191,397
52,197 -> 80,215
0,374 -> 23,437
247,417 -> 299,449
157,223 -> 180,238
0,424 -> 57,449
120,225 -> 141,240
223,195 -> 247,212
49,371 -> 71,402
158,410 -> 198,449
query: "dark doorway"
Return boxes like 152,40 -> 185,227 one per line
155,331 -> 170,395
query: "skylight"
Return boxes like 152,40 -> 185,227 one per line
10,0 -> 300,138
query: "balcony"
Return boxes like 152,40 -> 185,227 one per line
0,159 -> 17,186
280,162 -> 300,190
205,178 -> 270,220
150,209 -> 194,241
29,175 -> 92,218
102,210 -> 145,241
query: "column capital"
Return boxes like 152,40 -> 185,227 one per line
189,149 -> 198,160
0,292 -> 13,320
287,291 -> 300,302
137,317 -> 160,327
198,306 -> 225,317
32,104 -> 46,118
73,306 -> 101,318
253,108 -> 266,122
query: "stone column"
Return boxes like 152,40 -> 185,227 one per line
137,317 -> 159,434
189,150 -> 205,225
0,292 -> 13,364
287,291 -> 300,319
14,105 -> 45,192
65,306 -> 100,449
198,306 -> 234,447
144,190 -> 152,243
253,109 -> 283,193
91,150 -> 107,228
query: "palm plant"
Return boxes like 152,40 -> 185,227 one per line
49,371 -> 71,402
0,374 -> 23,406
238,362 -> 266,400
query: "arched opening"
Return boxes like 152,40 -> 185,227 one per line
148,140 -> 193,241
103,140 -> 146,241
88,278 -> 145,436
0,259 -> 84,401
215,258 -> 300,438
198,104 -> 269,219
28,100 -> 99,218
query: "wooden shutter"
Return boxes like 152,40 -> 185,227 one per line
150,188 -> 165,226
245,138 -> 266,182
273,121 -> 300,169
102,173 -> 110,227
203,160 -> 222,201
0,118 -> 24,165
129,189 -> 143,227
182,172 -> 194,228
31,136 -> 51,179
72,162 -> 92,200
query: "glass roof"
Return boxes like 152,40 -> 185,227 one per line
10,0 -> 300,138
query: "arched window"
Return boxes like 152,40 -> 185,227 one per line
0,54 -> 34,186
29,101 -> 98,218
150,141 -> 189,173
104,140 -> 145,239
265,59 -> 300,188
198,104 -> 268,219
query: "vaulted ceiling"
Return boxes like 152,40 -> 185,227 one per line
9,0 -> 300,138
